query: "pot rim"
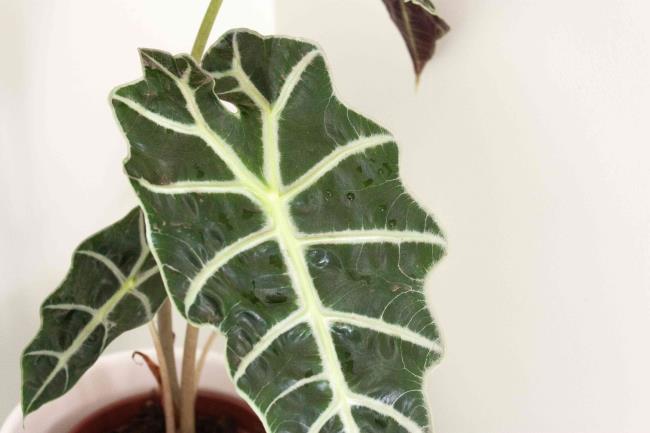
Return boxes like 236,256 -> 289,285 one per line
1,349 -> 231,433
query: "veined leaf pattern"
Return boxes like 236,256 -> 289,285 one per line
21,208 -> 166,415
112,30 -> 446,433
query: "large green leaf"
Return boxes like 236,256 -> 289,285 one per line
112,30 -> 446,433
21,208 -> 166,415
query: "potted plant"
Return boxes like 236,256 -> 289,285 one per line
5,0 -> 449,432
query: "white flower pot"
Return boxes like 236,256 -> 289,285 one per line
0,350 -> 236,433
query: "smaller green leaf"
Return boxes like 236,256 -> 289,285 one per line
21,208 -> 166,415
382,0 -> 450,79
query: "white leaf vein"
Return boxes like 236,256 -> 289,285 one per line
135,177 -> 252,198
322,308 -> 442,354
77,250 -> 126,283
350,391 -> 425,433
183,228 -> 275,316
232,309 -> 308,382
282,134 -> 394,200
112,94 -> 196,135
264,372 -> 327,416
297,229 -> 445,247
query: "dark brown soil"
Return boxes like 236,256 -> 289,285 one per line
70,391 -> 264,433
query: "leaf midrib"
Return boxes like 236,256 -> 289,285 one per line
264,191 -> 360,432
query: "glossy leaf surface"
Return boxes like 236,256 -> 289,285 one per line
383,0 -> 450,79
21,208 -> 165,415
112,30 -> 446,433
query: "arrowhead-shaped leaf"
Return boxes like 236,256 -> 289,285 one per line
382,0 -> 450,79
21,208 -> 166,415
112,30 -> 446,433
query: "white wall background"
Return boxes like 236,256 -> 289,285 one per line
1,0 -> 650,432
0,0 -> 273,419
276,1 -> 650,432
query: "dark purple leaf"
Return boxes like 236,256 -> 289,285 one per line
382,0 -> 450,80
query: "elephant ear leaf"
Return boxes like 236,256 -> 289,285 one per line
112,29 -> 446,433
382,0 -> 450,79
21,208 -> 165,415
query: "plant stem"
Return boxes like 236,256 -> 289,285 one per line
157,299 -> 181,410
195,331 -> 218,384
191,0 -> 224,61
149,323 -> 176,433
180,324 -> 200,433
178,3 -> 224,432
